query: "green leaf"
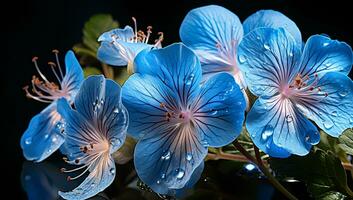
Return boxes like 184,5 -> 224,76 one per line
83,67 -> 102,78
338,128 -> 353,155
114,67 -> 130,85
112,136 -> 136,165
270,149 -> 351,199
317,191 -> 346,200
317,131 -> 349,163
82,14 -> 119,53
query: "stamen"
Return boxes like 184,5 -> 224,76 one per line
154,32 -> 164,47
132,17 -> 138,43
32,57 -> 49,83
48,62 -> 62,84
52,49 -> 64,79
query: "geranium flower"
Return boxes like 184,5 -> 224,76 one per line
122,43 -> 246,195
238,27 -> 353,157
57,75 -> 128,200
21,50 -> 84,162
97,18 -> 163,74
179,5 -> 301,106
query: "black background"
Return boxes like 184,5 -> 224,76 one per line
4,0 -> 352,199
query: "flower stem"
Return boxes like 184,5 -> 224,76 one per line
232,140 -> 298,200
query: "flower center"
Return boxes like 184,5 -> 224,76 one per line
61,139 -> 111,181
281,73 -> 328,99
160,103 -> 193,125
23,50 -> 70,103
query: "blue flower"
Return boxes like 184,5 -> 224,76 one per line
21,50 -> 84,162
122,43 -> 246,195
238,27 -> 353,157
179,5 -> 301,106
56,75 -> 128,200
97,18 -> 164,74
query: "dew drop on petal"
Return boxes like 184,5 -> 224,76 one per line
323,120 -> 334,130
161,151 -> 171,160
339,90 -> 348,97
186,153 -> 192,161
25,138 -> 32,145
238,55 -> 247,64
256,36 -> 261,40
110,168 -> 115,175
262,125 -> 274,141
113,108 -> 120,114
331,111 -> 338,117
210,109 -> 218,115
91,183 -> 95,187
289,52 -> 293,57
263,44 -> 271,50
161,173 -> 166,179
176,169 -> 185,179
52,136 -> 58,143
156,180 -> 161,184
44,134 -> 49,139
323,42 -> 329,47
185,74 -> 195,85
350,117 -> 353,124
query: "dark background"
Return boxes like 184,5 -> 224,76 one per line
4,0 -> 352,199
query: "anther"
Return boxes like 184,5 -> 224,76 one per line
48,61 -> 56,66
60,168 -> 66,172
52,49 -> 59,54
75,159 -> 80,164
32,57 -> 38,62
67,176 -> 72,181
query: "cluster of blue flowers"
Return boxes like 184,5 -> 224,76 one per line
21,5 -> 353,200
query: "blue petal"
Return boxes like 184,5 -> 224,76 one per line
57,98 -> 97,162
246,96 -> 319,157
97,26 -> 152,66
101,79 -> 129,152
21,103 -> 65,162
298,35 -> 353,78
61,51 -> 84,102
134,123 -> 207,194
74,75 -> 106,122
297,72 -> 353,137
179,5 -> 243,81
243,10 -> 302,45
122,74 -> 178,139
98,26 -> 134,42
174,162 -> 204,197
134,43 -> 202,105
192,73 -> 246,147
238,27 -> 301,97
59,157 -> 116,200
97,41 -> 129,66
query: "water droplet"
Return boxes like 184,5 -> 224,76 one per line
113,108 -> 120,114
161,151 -> 171,160
47,149 -> 52,153
25,138 -> 32,145
91,183 -> 95,187
186,153 -> 192,161
201,140 -> 209,147
323,42 -> 329,47
219,93 -> 225,100
266,143 -> 271,148
305,130 -> 320,145
161,173 -> 166,179
185,74 -> 195,85
100,99 -> 104,105
156,180 -> 161,184
52,136 -> 58,143
44,134 -> 49,139
256,36 -> 261,40
176,169 -> 185,179
263,44 -> 271,50
238,55 -> 247,64
289,52 -> 293,57
251,133 -> 256,138
331,111 -> 338,117
285,115 -> 293,123
262,125 -> 274,141
210,109 -> 218,115
339,90 -> 348,97
323,120 -> 334,129
325,62 -> 331,67
110,168 -> 115,175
